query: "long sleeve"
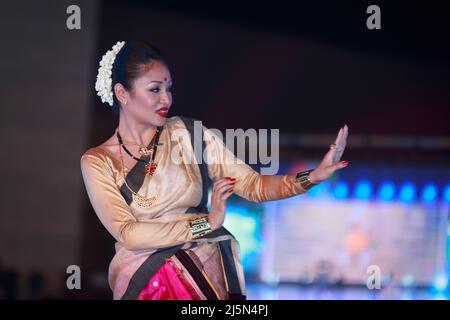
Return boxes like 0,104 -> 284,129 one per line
80,154 -> 193,250
203,127 -> 307,203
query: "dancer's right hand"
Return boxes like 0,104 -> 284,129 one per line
208,177 -> 235,230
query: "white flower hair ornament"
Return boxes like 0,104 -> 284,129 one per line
95,41 -> 126,106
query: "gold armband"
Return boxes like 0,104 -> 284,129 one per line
189,216 -> 212,239
295,170 -> 318,191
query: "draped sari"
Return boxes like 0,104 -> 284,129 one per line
80,116 -> 307,300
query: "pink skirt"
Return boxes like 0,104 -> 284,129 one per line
137,249 -> 223,300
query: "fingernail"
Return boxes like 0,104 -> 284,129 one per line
228,182 -> 235,186
226,177 -> 236,181
229,189 -> 234,192
341,161 -> 349,166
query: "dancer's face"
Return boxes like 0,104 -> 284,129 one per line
118,60 -> 173,127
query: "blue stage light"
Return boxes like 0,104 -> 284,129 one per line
401,274 -> 415,287
443,184 -> 450,203
378,181 -> 395,201
333,182 -> 349,199
399,182 -> 416,202
422,184 -> 438,202
223,205 -> 261,273
433,273 -> 448,291
307,181 -> 329,198
354,180 -> 373,200
433,293 -> 448,300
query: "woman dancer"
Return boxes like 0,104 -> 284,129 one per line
81,40 -> 349,300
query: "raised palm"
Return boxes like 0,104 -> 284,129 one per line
309,125 -> 349,184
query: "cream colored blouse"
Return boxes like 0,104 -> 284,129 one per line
80,116 -> 306,251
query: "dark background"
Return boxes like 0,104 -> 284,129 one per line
94,0 -> 450,165
98,0 -> 450,131
0,0 -> 449,299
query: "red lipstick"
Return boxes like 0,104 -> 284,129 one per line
156,106 -> 169,118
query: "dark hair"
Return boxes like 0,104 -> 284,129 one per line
110,41 -> 169,115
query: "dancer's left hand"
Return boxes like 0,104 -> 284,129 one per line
308,124 -> 349,184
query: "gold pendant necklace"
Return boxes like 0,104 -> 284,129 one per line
139,146 -> 153,157
116,129 -> 159,175
119,146 -> 158,208
132,192 -> 158,208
